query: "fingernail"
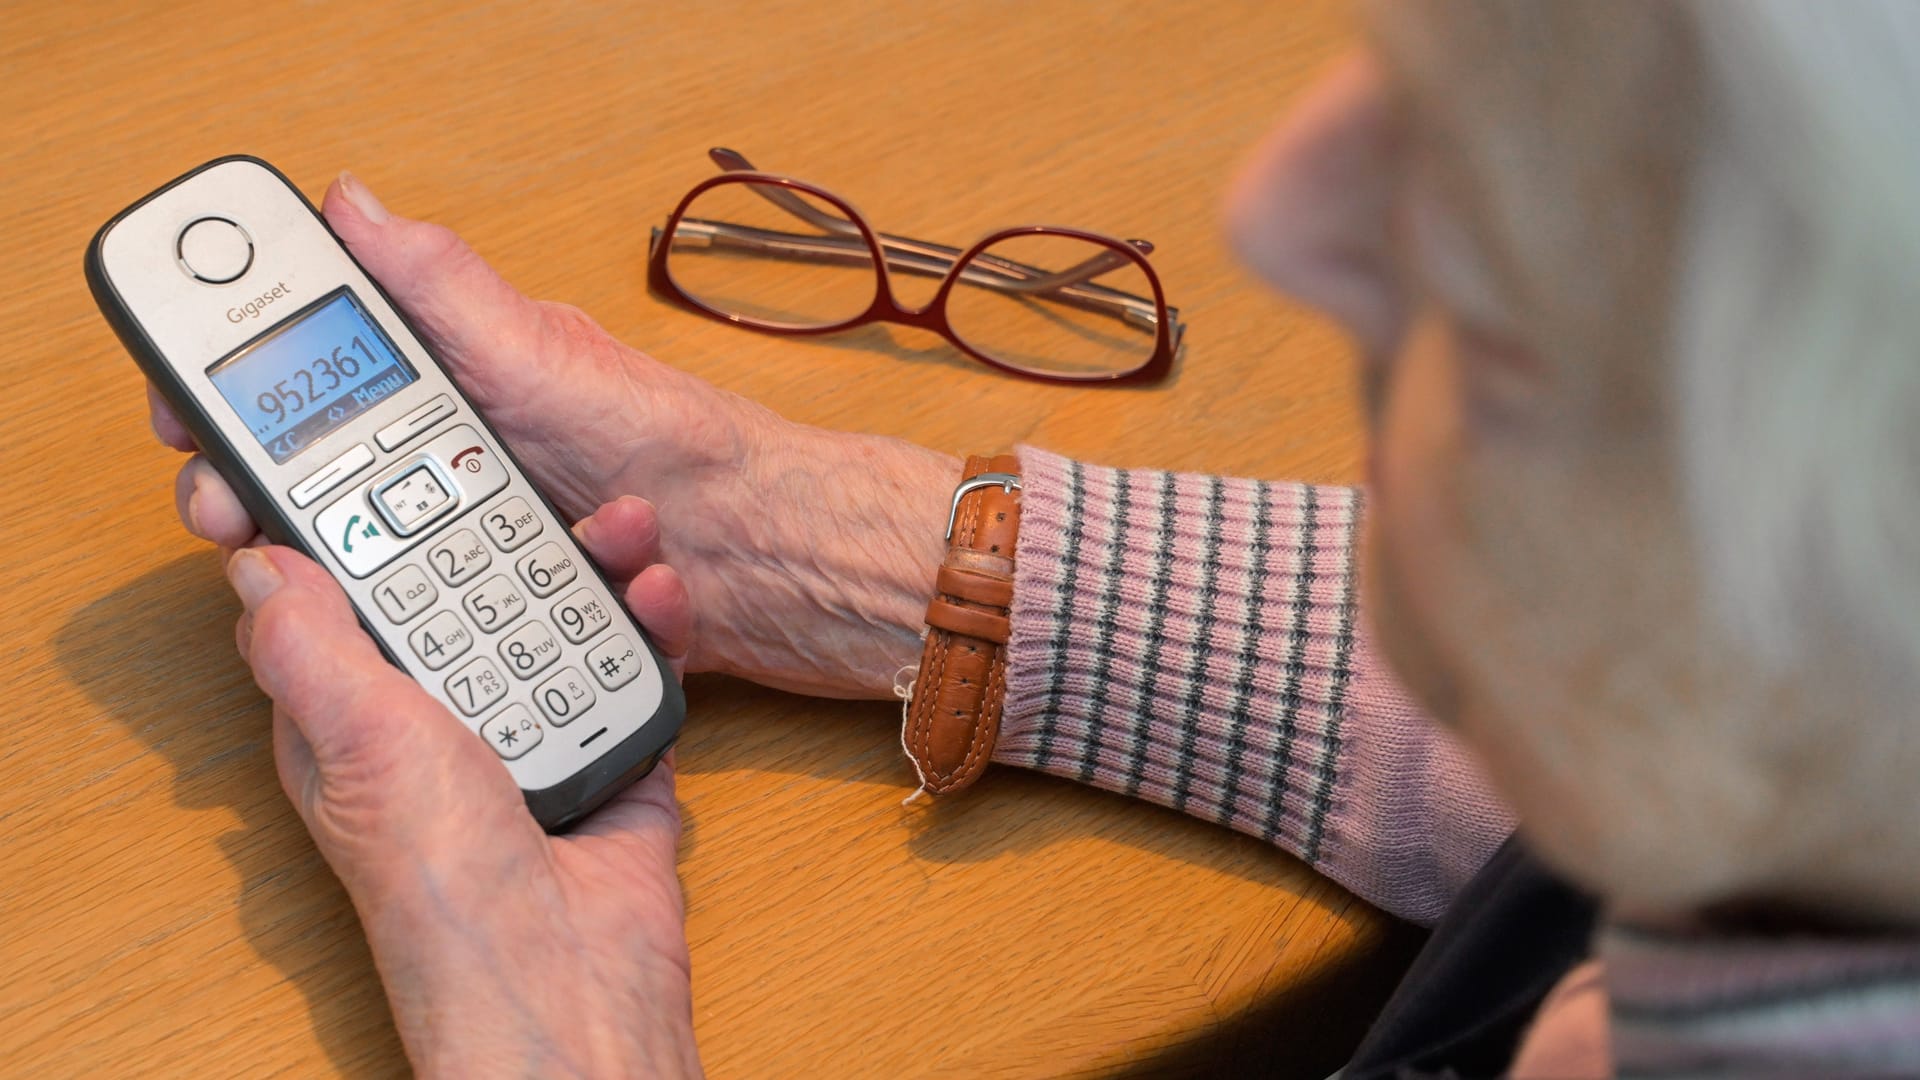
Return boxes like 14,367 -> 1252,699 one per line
186,471 -> 207,536
228,549 -> 286,608
338,171 -> 391,225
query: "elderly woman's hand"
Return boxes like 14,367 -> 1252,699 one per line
219,498 -> 701,1076
154,172 -> 956,699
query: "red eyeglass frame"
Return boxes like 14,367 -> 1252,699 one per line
646,168 -> 1181,385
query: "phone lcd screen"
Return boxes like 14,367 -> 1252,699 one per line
208,287 -> 417,463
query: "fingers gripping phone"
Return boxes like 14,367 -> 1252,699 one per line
87,156 -> 684,830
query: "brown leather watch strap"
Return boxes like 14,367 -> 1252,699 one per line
903,454 -> 1022,796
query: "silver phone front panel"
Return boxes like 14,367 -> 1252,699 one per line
94,159 -> 666,794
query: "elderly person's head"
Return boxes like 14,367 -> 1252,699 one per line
1227,0 -> 1920,924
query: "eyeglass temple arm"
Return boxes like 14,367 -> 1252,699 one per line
710,147 -> 863,237
662,219 -> 1174,332
706,148 -> 1155,310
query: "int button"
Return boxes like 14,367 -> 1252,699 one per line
176,217 -> 253,284
373,460 -> 457,535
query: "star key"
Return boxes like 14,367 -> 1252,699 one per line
479,704 -> 542,761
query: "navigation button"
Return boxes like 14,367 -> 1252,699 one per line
373,460 -> 457,535
480,704 -> 542,760
312,426 -> 511,579
375,394 -> 456,452
289,443 -> 373,508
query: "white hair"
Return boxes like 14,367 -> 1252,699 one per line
1676,1 -> 1920,676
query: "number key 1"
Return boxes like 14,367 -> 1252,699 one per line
373,563 -> 436,624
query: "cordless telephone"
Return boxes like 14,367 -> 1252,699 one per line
88,156 -> 683,829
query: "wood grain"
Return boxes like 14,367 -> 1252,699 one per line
0,2 -> 1421,1076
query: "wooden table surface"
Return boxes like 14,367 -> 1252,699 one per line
0,2 -> 1425,1076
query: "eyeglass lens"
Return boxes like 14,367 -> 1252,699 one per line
945,233 -> 1157,378
665,180 -> 876,329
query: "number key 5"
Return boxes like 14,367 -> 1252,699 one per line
464,575 -> 528,634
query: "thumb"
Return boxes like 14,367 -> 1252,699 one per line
321,172 -> 554,415
228,547 -> 541,885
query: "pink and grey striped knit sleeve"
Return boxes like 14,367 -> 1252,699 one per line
994,448 -> 1515,925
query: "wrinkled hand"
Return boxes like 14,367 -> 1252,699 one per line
223,497 -> 700,1076
159,172 -> 956,698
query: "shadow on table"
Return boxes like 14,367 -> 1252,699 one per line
764,322 -> 981,373
680,673 -> 1343,890
54,553 -> 405,1079
1111,918 -> 1427,1080
676,676 -> 1425,1076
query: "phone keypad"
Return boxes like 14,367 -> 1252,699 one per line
533,666 -> 596,727
427,528 -> 491,586
463,574 -> 527,634
336,423 -> 648,771
482,497 -> 542,552
373,564 -> 436,624
445,657 -> 509,717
